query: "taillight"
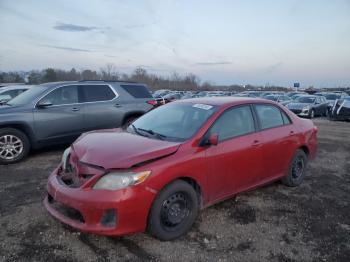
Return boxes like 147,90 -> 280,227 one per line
146,100 -> 157,106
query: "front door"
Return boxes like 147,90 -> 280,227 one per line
33,85 -> 85,143
205,105 -> 263,202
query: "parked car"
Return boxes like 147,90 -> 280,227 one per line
314,92 -> 347,111
0,80 -> 156,164
286,95 -> 328,118
162,93 -> 182,102
0,85 -> 32,104
44,97 -> 317,240
329,96 -> 350,121
286,92 -> 305,98
264,94 -> 292,106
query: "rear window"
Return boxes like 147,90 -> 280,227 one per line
121,84 -> 152,98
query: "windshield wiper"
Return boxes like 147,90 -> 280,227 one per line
130,124 -> 146,137
137,127 -> 167,140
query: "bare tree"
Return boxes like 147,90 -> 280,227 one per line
100,63 -> 120,80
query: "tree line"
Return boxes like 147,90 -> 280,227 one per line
2,64 -> 340,92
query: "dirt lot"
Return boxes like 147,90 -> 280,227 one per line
0,118 -> 349,262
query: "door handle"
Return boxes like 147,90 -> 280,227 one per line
114,104 -> 122,108
252,140 -> 261,147
71,107 -> 80,112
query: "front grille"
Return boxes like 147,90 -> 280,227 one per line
48,194 -> 85,223
57,161 -> 101,188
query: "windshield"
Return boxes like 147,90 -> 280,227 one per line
129,103 -> 217,142
324,94 -> 340,100
7,85 -> 47,106
296,96 -> 316,103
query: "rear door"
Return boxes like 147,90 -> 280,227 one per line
205,105 -> 263,201
81,84 -> 124,130
253,104 -> 298,181
33,85 -> 85,143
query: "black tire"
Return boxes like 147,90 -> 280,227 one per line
324,109 -> 329,117
282,149 -> 308,187
147,180 -> 199,241
308,109 -> 315,119
0,128 -> 30,164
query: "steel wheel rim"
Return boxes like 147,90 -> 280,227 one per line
160,192 -> 191,231
292,156 -> 304,179
0,135 -> 23,160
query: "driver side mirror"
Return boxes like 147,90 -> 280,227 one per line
36,100 -> 53,108
207,133 -> 218,146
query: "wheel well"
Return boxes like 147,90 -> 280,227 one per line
299,145 -> 309,156
178,177 -> 203,207
122,112 -> 144,125
0,124 -> 33,145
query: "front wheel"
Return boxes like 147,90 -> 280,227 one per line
0,128 -> 30,164
309,109 -> 315,119
147,180 -> 199,241
282,149 -> 308,187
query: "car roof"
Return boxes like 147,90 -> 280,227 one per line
39,80 -> 140,88
174,96 -> 271,106
298,95 -> 317,98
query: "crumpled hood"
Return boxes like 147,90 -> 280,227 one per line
287,102 -> 311,110
72,129 -> 181,169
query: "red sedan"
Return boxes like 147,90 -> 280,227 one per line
44,97 -> 317,240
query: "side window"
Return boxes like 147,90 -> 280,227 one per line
82,85 -> 116,102
210,106 -> 255,142
121,84 -> 152,98
281,110 -> 291,125
40,85 -> 78,105
255,104 -> 284,129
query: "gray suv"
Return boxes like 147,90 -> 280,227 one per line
0,80 -> 155,164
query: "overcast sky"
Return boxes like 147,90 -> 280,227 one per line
0,0 -> 349,87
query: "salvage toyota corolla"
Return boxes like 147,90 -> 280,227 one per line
44,97 -> 317,240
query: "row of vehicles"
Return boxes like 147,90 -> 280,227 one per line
0,82 -> 348,164
153,89 -> 350,119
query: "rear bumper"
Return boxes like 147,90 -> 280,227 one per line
44,168 -> 157,236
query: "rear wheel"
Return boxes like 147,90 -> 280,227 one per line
0,128 -> 30,164
282,149 -> 307,187
148,180 -> 199,241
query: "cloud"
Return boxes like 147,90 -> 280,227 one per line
124,21 -> 158,29
53,23 -> 105,32
195,61 -> 232,66
104,54 -> 117,58
42,45 -> 93,52
264,62 -> 284,73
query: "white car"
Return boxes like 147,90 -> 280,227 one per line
0,85 -> 32,104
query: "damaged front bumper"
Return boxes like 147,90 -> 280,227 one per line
44,166 -> 157,236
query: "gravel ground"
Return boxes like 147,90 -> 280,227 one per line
0,118 -> 349,262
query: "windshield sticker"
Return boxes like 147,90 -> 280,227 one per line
193,104 -> 213,110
